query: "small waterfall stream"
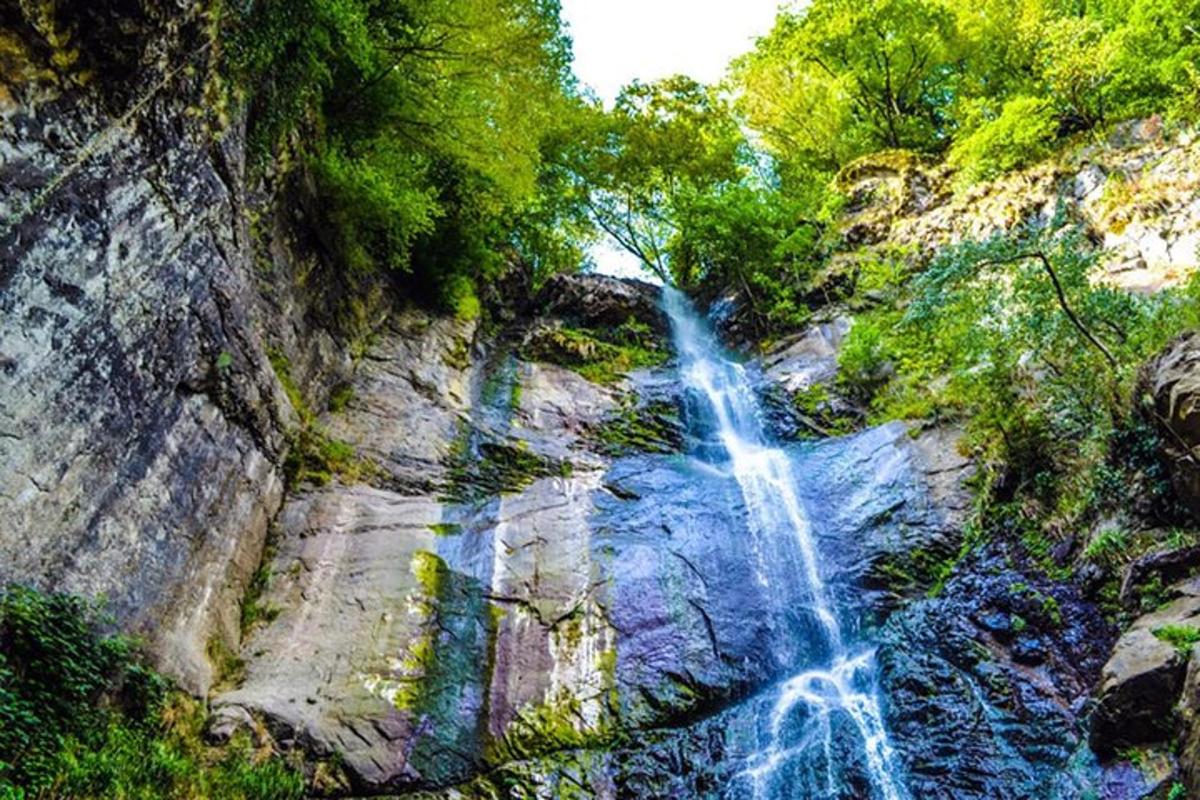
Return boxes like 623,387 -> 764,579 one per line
663,287 -> 907,800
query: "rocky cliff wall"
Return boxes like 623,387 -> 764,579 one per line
0,1 -> 354,694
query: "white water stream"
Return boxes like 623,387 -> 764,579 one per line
663,287 -> 907,800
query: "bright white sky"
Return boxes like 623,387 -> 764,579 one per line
561,0 -> 782,104
560,0 -> 783,279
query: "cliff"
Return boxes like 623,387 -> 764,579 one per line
5,3 -> 1200,799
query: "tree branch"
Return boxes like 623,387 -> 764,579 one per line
980,251 -> 1118,368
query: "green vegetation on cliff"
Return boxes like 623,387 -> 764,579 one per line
225,0 -> 588,314
836,216 -> 1200,585
0,586 -> 301,800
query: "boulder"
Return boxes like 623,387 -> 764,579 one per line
1090,582 -> 1200,755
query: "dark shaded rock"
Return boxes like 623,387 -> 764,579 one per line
534,273 -> 667,335
1119,545 -> 1200,605
1140,332 -> 1200,520
879,548 -> 1115,799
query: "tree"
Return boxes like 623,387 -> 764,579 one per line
574,76 -> 747,281
734,0 -> 961,167
228,0 -> 585,311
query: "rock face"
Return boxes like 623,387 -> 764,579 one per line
206,305 -> 981,793
1142,332 -> 1200,519
838,119 -> 1200,294
0,1 -> 315,694
0,0 -> 376,695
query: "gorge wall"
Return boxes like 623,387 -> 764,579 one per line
5,3 -> 1200,799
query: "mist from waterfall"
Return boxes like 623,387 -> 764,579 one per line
663,286 -> 907,800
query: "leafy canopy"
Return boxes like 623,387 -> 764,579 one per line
227,0 -> 585,310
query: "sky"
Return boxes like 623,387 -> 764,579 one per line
559,0 -> 783,279
561,0 -> 782,105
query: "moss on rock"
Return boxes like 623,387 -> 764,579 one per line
522,318 -> 668,386
591,398 -> 683,456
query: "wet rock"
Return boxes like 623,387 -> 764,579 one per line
799,422 -> 973,612
755,316 -> 863,437
322,311 -> 477,494
213,327 -> 976,794
879,549 -> 1115,799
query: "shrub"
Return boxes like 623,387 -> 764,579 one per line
948,96 -> 1058,186
0,586 -> 303,799
1152,624 -> 1200,657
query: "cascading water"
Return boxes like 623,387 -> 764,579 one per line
663,287 -> 907,800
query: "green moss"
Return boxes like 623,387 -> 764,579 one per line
327,383 -> 355,413
1139,575 -> 1170,612
207,635 -> 246,692
791,384 -> 859,437
1153,624 -> 1200,657
592,398 -> 682,456
282,425 -> 375,489
268,349 -> 310,424
870,546 -> 959,597
1083,528 -> 1132,565
523,319 -> 668,386
443,426 -> 570,504
428,523 -> 464,537
269,348 -> 377,488
443,335 -> 472,370
240,553 -> 282,634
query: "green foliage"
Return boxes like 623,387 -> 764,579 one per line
0,586 -> 302,799
734,0 -> 960,163
736,0 -> 1200,195
571,76 -> 749,282
1083,528 -> 1132,565
226,0 -> 587,312
835,218 -> 1200,563
327,383 -> 354,413
948,96 -> 1058,185
309,140 -> 440,276
1152,624 -> 1200,657
240,561 -> 281,634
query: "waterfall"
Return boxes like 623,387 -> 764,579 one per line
663,287 -> 907,800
